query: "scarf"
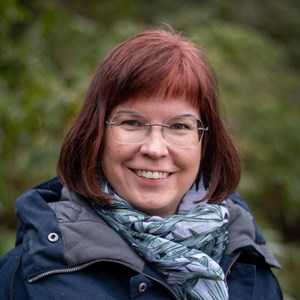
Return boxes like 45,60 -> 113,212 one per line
93,182 -> 229,300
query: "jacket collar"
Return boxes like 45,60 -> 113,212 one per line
15,183 -> 68,280
51,185 -> 146,269
223,195 -> 281,269
15,177 -> 145,281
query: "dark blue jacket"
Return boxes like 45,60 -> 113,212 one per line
0,177 -> 283,299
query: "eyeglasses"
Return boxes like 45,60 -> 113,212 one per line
105,112 -> 208,148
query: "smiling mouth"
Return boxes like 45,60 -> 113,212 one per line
135,170 -> 169,179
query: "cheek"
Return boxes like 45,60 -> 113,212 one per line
102,137 -> 131,179
181,147 -> 202,183
181,146 -> 201,170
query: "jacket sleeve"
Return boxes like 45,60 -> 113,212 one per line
0,245 -> 27,300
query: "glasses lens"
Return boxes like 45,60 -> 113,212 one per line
164,116 -> 200,148
109,113 -> 148,144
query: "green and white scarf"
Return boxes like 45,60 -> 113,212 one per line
94,182 -> 229,300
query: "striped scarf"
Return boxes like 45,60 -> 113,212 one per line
93,182 -> 229,300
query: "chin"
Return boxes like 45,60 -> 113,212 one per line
137,205 -> 175,217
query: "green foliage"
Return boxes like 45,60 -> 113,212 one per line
0,0 -> 299,298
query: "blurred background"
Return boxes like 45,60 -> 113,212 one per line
0,0 -> 299,298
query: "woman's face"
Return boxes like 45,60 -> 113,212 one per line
102,96 -> 202,217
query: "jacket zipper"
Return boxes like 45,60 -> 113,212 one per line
27,258 -> 180,300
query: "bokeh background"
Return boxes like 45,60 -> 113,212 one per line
0,0 -> 299,298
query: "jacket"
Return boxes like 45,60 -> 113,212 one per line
0,177 -> 283,299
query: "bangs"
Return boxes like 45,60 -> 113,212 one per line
131,61 -> 203,108
106,32 -> 215,111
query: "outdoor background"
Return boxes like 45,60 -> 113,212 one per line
0,0 -> 299,299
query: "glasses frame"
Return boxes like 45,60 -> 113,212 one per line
105,113 -> 208,148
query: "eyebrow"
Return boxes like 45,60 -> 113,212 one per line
114,110 -> 143,116
113,110 -> 199,119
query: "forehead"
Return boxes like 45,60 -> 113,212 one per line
110,96 -> 200,118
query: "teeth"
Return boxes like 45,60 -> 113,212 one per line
136,170 -> 168,179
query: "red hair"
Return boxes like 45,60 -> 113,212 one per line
58,29 -> 241,204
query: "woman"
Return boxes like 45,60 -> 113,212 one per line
0,29 -> 282,299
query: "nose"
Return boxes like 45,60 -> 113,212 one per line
139,127 -> 169,158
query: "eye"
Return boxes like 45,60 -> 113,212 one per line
166,116 -> 197,131
169,123 -> 190,130
111,113 -> 147,129
117,117 -> 147,131
121,119 -> 143,127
